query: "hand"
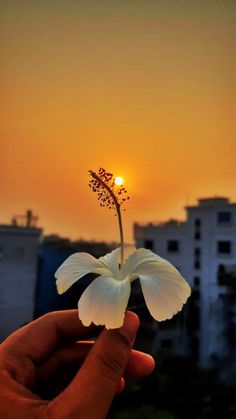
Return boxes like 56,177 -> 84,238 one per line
0,310 -> 155,418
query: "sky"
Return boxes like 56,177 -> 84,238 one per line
1,0 -> 236,243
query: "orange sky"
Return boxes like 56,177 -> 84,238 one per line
1,0 -> 236,243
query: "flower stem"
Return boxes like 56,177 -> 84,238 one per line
89,170 -> 125,267
127,303 -> 146,312
117,204 -> 124,267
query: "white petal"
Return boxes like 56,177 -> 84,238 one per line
122,247 -> 190,321
78,274 -> 131,329
99,245 -> 136,277
55,253 -> 108,294
122,248 -> 162,279
140,268 -> 191,321
121,244 -> 136,260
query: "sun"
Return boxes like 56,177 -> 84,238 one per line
114,176 -> 123,186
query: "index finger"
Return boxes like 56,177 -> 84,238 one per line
0,310 -> 99,364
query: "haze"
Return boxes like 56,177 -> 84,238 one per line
1,0 -> 235,243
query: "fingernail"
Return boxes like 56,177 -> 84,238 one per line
119,311 -> 140,344
116,377 -> 125,394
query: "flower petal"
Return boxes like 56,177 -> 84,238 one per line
122,248 -> 162,279
123,248 -> 191,320
99,245 -> 136,277
139,266 -> 191,321
55,253 -> 108,294
78,274 -> 131,329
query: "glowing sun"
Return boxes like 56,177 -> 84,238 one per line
114,176 -> 123,186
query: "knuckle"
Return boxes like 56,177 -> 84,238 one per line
94,347 -> 128,380
36,311 -> 61,329
40,311 -> 58,321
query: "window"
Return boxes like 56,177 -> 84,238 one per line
194,231 -> 201,240
217,211 -> 231,224
194,260 -> 201,269
217,241 -> 231,255
194,276 -> 200,287
194,218 -> 201,240
167,240 -> 179,252
195,218 -> 201,227
192,289 -> 200,300
144,240 -> 154,251
194,247 -> 201,269
194,248 -> 201,256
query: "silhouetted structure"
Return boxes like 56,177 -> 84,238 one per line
134,197 -> 236,370
0,211 -> 41,341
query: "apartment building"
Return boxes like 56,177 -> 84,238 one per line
0,211 -> 42,341
134,197 -> 236,368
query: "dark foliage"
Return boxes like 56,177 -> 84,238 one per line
108,350 -> 236,419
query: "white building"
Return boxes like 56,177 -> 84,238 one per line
0,211 -> 42,341
134,197 -> 236,368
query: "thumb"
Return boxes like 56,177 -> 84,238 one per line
49,311 -> 139,419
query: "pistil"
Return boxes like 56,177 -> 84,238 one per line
89,168 -> 129,267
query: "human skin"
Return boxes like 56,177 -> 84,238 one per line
0,310 -> 155,418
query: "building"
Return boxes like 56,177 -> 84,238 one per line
134,197 -> 236,368
0,211 -> 42,341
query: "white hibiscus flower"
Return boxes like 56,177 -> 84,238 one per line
55,245 -> 191,329
55,168 -> 191,329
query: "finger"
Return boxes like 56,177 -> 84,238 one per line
36,342 -> 154,400
36,343 -> 126,400
37,341 -> 154,381
37,341 -> 94,382
1,310 -> 100,364
117,377 -> 125,394
126,349 -> 155,377
0,311 -> 100,388
48,311 -> 139,418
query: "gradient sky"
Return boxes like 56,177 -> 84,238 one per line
1,0 -> 235,243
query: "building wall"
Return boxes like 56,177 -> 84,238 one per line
134,198 -> 236,368
0,225 -> 41,341
134,220 -> 192,358
187,199 -> 236,367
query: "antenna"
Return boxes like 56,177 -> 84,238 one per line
11,210 -> 39,228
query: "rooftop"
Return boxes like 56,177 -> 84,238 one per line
198,197 -> 230,206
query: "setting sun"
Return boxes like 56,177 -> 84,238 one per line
114,177 -> 123,186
